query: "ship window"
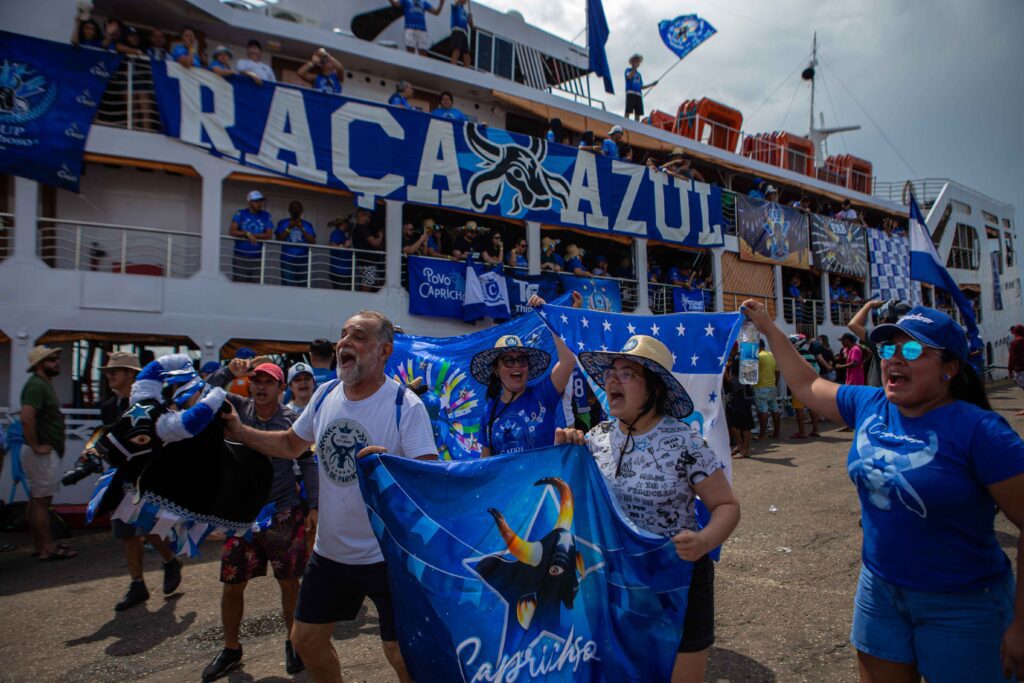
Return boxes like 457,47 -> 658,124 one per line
494,37 -> 515,79
1003,218 -> 1012,228
946,223 -> 980,270
982,210 -> 999,224
476,31 -> 493,72
951,200 -> 972,215
1007,233 -> 1015,268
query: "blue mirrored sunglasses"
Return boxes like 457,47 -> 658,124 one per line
878,340 -> 924,361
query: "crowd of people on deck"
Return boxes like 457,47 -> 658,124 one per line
6,291 -> 1024,682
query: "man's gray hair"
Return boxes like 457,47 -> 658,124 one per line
355,309 -> 395,346
397,80 -> 410,93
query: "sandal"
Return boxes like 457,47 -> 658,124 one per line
789,433 -> 807,439
731,452 -> 750,459
38,546 -> 77,561
809,432 -> 821,437
31,543 -> 69,558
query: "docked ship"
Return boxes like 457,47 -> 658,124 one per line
0,0 -> 1018,506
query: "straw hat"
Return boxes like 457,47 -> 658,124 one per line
98,351 -> 141,371
26,345 -> 60,371
578,335 -> 693,419
470,335 -> 551,385
670,146 -> 685,157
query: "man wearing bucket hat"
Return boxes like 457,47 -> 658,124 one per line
20,345 -> 76,561
556,335 -> 739,682
742,299 -> 1024,681
470,315 -> 576,457
624,53 -> 658,121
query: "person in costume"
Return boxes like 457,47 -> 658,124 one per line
471,294 -> 577,457
90,354 -> 273,557
741,300 -> 1024,682
556,335 -> 740,683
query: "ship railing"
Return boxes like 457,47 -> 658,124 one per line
782,297 -> 825,330
0,212 -> 12,264
648,283 -> 716,313
831,301 -> 861,326
0,407 -> 102,443
95,56 -> 162,133
721,190 -> 737,235
721,291 -> 773,313
219,236 -> 385,291
37,218 -> 201,278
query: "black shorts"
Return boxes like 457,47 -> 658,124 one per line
678,554 -> 715,653
450,28 -> 470,54
111,518 -> 146,540
294,552 -> 398,641
625,92 -> 644,117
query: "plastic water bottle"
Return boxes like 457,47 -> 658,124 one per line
739,319 -> 760,385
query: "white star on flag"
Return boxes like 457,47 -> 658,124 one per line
691,354 -> 699,366
602,320 -> 612,332
560,314 -> 568,324
676,323 -> 686,336
672,352 -> 678,365
582,317 -> 590,328
600,344 -> 608,351
650,323 -> 660,336
704,323 -> 715,337
578,341 -> 585,351
626,323 -> 636,334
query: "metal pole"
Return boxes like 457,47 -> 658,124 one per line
259,246 -> 265,284
126,59 -> 133,130
74,225 -> 81,271
166,234 -> 173,278
120,230 -> 127,273
645,58 -> 683,97
307,249 -> 312,288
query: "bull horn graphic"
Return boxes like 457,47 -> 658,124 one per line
488,508 -> 542,567
535,477 -> 574,531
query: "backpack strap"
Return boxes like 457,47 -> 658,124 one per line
395,382 -> 405,431
312,379 -> 342,418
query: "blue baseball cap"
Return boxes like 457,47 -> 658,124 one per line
200,361 -> 221,374
868,306 -> 968,363
235,347 -> 256,359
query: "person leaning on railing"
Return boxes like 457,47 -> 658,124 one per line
236,39 -> 276,85
327,216 -> 354,290
350,209 -> 384,292
507,238 -> 528,269
171,26 -> 204,69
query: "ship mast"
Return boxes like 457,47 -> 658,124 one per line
803,32 -> 860,168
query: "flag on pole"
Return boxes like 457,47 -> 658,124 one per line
587,0 -> 614,94
657,15 -> 717,61
908,194 -> 982,357
463,256 -> 511,323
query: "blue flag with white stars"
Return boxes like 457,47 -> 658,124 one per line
537,304 -> 742,481
357,444 -> 692,682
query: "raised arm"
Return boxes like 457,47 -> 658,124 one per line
428,0 -> 445,15
222,411 -> 311,460
530,291 -> 582,393
848,299 -> 883,341
741,299 -> 842,422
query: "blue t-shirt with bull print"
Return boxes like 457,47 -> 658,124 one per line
837,385 -> 1024,592
481,377 -> 565,456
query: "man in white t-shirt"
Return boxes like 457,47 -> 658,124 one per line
235,39 -> 276,83
223,310 -> 437,683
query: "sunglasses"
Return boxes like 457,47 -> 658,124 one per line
878,340 -> 925,361
499,355 -> 530,368
603,367 -> 640,384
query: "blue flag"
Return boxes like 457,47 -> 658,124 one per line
658,15 -> 717,61
587,0 -> 614,94
673,287 -> 706,312
507,272 -> 560,317
559,275 -> 622,312
408,255 -> 465,319
463,256 -> 511,323
538,305 -> 741,482
0,31 -> 121,191
908,194 -> 982,356
357,445 -> 692,682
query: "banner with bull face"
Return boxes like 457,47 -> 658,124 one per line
736,195 -> 810,269
150,61 -> 724,248
810,214 -> 868,277
357,445 -> 692,683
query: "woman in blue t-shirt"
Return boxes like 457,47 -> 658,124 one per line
741,300 -> 1024,682
470,295 -> 577,457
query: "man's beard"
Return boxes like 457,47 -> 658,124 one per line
42,366 -> 60,378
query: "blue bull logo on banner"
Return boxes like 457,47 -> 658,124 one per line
0,31 -> 121,191
356,446 -> 693,682
149,62 -> 724,248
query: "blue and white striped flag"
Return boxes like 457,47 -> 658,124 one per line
537,305 -> 742,478
463,256 -> 510,323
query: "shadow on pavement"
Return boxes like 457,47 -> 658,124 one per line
333,604 -> 380,641
65,594 -> 197,657
707,646 -> 777,682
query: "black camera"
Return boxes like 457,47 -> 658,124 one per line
62,451 -> 105,486
877,298 -> 912,324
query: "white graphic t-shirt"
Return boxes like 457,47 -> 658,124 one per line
588,416 -> 723,536
292,377 -> 437,564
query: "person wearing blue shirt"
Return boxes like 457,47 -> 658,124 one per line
563,244 -> 590,277
327,216 -> 353,290
449,0 -> 472,66
390,0 -> 445,56
431,91 -> 467,121
540,236 -> 563,272
275,201 -> 316,287
506,238 -> 528,269
624,53 -> 658,121
229,190 -> 274,283
170,26 -> 203,68
742,301 -> 1024,683
546,117 -> 564,144
471,297 -> 577,457
71,7 -> 103,49
601,125 -> 624,158
388,81 -> 415,109
297,48 -> 344,95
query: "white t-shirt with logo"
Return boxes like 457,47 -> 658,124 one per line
587,416 -> 723,536
292,377 -> 437,564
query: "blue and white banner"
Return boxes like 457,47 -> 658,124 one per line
508,272 -> 559,317
357,446 -> 692,682
0,31 -> 121,191
538,305 -> 742,480
558,275 -> 622,312
388,313 -> 557,461
408,255 -> 466,319
992,250 -> 1003,311
464,258 -> 511,323
673,287 -> 706,312
150,62 -> 724,248
658,15 -> 718,61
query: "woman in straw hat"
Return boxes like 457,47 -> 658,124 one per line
470,295 -> 578,457
556,335 -> 740,683
741,299 -> 1024,682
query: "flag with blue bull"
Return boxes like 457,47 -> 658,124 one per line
658,15 -> 718,61
357,445 -> 693,682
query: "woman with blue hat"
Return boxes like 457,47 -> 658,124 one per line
470,302 -> 576,457
741,299 -> 1024,681
556,334 -> 739,683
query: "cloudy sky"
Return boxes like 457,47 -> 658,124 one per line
485,0 -> 1024,221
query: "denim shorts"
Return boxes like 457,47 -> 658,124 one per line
851,564 -> 1016,682
752,387 -> 779,414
